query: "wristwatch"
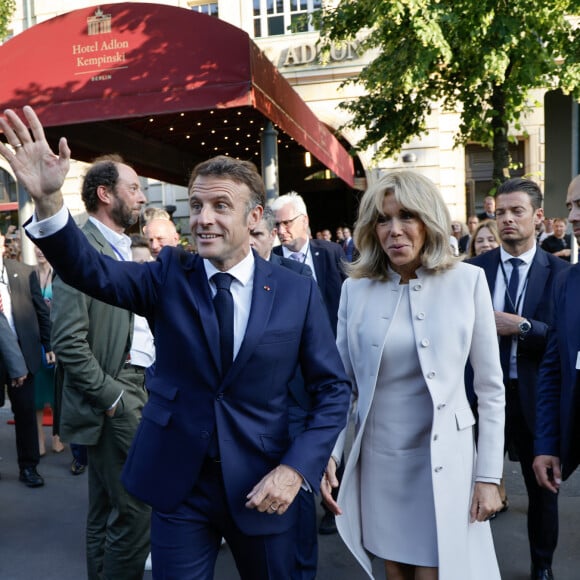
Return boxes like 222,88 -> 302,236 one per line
518,319 -> 532,339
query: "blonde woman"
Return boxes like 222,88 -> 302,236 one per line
322,171 -> 505,580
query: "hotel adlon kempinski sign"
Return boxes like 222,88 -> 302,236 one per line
72,7 -> 360,80
277,40 -> 361,69
72,8 -> 129,82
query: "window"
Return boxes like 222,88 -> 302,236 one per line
188,2 -> 218,17
254,0 -> 321,38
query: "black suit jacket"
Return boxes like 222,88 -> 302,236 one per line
269,252 -> 313,277
0,260 -> 50,407
269,252 -> 313,412
458,234 -> 471,254
467,247 -> 570,431
3,260 -> 51,376
273,239 -> 346,335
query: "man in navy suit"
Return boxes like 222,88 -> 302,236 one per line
341,227 -> 357,262
468,178 -> 569,580
249,207 -> 312,278
270,192 -> 346,335
534,175 -> 580,500
1,105 -> 350,580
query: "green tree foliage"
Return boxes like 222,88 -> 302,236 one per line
318,0 -> 580,184
0,0 -> 15,41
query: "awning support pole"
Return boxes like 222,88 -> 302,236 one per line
261,122 -> 279,201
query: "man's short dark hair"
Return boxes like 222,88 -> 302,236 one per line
188,155 -> 266,214
261,206 -> 276,231
497,177 -> 543,210
82,154 -> 125,213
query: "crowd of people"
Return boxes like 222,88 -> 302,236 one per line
0,104 -> 579,580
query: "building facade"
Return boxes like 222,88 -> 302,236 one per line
1,0 -> 558,248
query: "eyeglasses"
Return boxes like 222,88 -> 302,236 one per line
275,214 -> 304,229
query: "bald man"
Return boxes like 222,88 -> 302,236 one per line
144,218 -> 180,258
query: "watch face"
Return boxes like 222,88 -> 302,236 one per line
520,320 -> 531,332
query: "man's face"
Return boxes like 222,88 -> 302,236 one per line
249,220 -> 277,260
553,220 -> 566,238
145,219 -> 180,258
343,227 -> 351,240
335,228 -> 344,241
110,164 -> 147,229
189,176 -> 262,271
484,196 -> 495,213
467,216 -> 479,234
274,203 -> 309,251
496,191 -> 543,251
566,179 -> 580,243
321,229 -> 332,241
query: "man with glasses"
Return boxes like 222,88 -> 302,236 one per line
271,192 -> 346,335
271,192 -> 347,544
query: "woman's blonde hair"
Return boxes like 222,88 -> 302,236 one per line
349,170 -> 455,280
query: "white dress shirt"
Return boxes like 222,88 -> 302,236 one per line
493,245 -> 537,379
281,240 -> 317,282
204,251 -> 254,361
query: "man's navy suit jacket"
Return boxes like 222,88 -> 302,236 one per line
28,216 -> 351,535
269,251 -> 312,277
467,247 -> 570,432
535,264 -> 580,480
273,239 -> 346,334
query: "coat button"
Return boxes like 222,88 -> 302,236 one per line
414,284 -> 422,291
421,338 -> 430,347
216,393 -> 224,401
201,430 -> 210,439
427,371 -> 436,379
417,312 -> 425,320
436,403 -> 446,410
433,434 -> 439,441
434,466 -> 443,473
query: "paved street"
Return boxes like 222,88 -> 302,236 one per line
1,402 -> 579,579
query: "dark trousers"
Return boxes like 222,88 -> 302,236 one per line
506,381 -> 558,568
292,489 -> 317,580
7,374 -> 39,470
288,403 -> 317,579
71,442 -> 88,466
151,459 -> 297,580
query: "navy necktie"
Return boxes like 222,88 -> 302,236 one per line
504,258 -> 524,314
500,257 -> 524,380
212,273 -> 234,377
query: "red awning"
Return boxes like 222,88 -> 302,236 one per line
0,3 -> 354,188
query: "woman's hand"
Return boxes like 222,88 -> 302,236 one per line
470,482 -> 502,523
321,456 -> 342,516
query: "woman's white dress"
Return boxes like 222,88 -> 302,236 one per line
360,284 -> 438,566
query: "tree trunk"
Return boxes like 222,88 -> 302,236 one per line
490,85 -> 510,186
